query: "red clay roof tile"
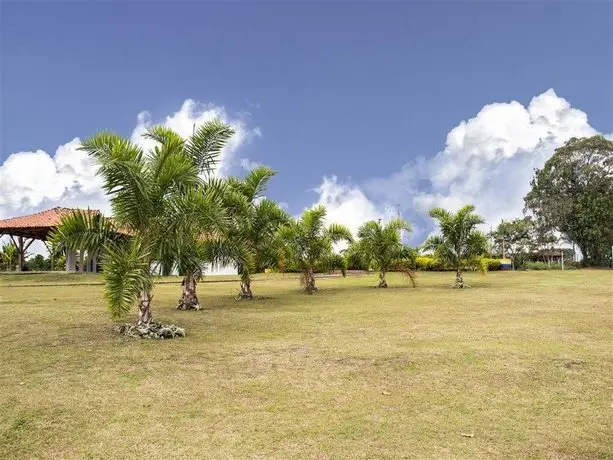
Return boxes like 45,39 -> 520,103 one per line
0,207 -> 99,230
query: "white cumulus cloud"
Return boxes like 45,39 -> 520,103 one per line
0,100 -> 258,221
311,89 -> 604,242
130,99 -> 259,177
0,100 -> 259,255
0,138 -> 107,219
311,176 -> 397,237
239,158 -> 263,171
412,89 -> 597,226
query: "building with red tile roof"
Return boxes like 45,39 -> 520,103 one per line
0,207 -> 97,240
0,207 -> 101,272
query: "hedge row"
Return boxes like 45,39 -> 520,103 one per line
414,256 -> 501,271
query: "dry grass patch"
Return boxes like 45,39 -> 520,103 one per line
0,271 -> 611,459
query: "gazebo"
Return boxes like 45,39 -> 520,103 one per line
0,207 -> 99,272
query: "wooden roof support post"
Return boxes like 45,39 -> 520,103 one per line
8,235 -> 34,271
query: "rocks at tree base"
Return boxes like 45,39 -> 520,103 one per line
115,322 -> 185,339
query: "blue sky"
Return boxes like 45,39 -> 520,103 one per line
1,1 -> 612,242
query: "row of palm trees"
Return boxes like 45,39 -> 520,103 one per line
50,120 -> 488,335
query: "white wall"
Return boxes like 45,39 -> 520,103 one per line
150,262 -> 238,276
204,263 -> 238,276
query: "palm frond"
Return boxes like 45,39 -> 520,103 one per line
81,133 -> 151,230
184,119 -> 235,175
143,126 -> 186,176
241,166 -> 276,202
102,237 -> 153,319
151,145 -> 201,198
428,207 -> 452,222
203,235 -> 255,274
402,268 -> 417,287
253,199 -> 290,231
49,209 -> 120,255
422,235 -> 445,252
176,186 -> 231,236
302,206 -> 327,237
327,223 -> 353,244
386,217 -> 412,234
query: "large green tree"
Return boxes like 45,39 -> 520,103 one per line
278,206 -> 352,294
224,166 -> 290,299
51,121 -> 231,335
347,218 -> 416,288
423,205 -> 488,288
524,135 -> 613,266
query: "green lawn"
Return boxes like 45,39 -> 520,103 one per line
0,271 -> 611,459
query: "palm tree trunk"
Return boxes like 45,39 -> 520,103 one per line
115,288 -> 185,339
376,270 -> 388,288
455,268 -> 465,288
137,289 -> 153,325
304,267 -> 317,294
176,272 -> 201,310
238,274 -> 254,299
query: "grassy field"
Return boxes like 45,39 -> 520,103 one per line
0,270 -> 611,459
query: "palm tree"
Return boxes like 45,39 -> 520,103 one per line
151,123 -> 236,311
224,166 -> 290,299
171,178 -> 235,311
278,205 -> 352,293
423,205 -> 488,288
50,121 -> 232,335
349,218 -> 416,288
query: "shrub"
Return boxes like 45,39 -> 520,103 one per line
524,261 -> 559,270
415,256 -> 447,271
415,255 -> 507,271
524,261 -> 578,270
482,258 -> 501,271
415,256 -> 432,270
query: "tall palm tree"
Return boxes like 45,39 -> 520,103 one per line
224,166 -> 290,299
278,205 -> 352,294
423,205 -> 488,288
50,121 -> 231,334
348,218 -> 416,288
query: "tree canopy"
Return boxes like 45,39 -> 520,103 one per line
524,135 -> 613,266
223,166 -> 290,298
50,119 -> 234,334
278,205 -> 352,293
347,218 -> 416,287
423,205 -> 488,288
